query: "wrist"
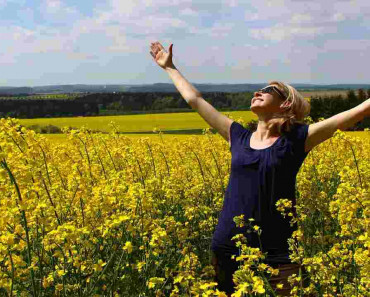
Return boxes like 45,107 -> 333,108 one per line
164,64 -> 177,72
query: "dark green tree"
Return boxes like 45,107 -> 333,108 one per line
357,89 -> 366,101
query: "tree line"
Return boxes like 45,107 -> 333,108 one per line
0,92 -> 253,118
0,89 -> 369,130
309,89 -> 370,130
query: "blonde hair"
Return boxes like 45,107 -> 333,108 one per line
266,80 -> 310,134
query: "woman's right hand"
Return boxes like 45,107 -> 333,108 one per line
150,41 -> 174,69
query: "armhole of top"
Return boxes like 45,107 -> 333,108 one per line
228,122 -> 234,149
292,123 -> 310,156
229,121 -> 249,151
302,124 -> 311,155
301,124 -> 310,151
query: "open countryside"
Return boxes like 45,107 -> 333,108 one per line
2,84 -> 370,297
1,112 -> 369,296
1,0 -> 370,294
18,110 -> 369,141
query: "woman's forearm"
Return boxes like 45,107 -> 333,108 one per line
165,66 -> 202,104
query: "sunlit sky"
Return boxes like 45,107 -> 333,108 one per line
0,0 -> 369,86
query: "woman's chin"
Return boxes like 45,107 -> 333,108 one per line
250,105 -> 264,112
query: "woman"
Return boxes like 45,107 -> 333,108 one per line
149,41 -> 370,296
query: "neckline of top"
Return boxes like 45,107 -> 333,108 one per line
247,131 -> 284,151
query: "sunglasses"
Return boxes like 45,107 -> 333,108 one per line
258,86 -> 286,99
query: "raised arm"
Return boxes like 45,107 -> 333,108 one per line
150,41 -> 233,145
304,98 -> 370,152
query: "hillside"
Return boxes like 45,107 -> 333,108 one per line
0,83 -> 369,95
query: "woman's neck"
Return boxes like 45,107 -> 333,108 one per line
254,121 -> 280,141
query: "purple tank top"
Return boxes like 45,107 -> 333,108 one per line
211,121 -> 310,264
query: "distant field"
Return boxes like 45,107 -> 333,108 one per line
0,93 -> 82,100
18,110 -> 369,139
41,133 -> 207,144
19,111 -> 258,133
299,90 -> 353,98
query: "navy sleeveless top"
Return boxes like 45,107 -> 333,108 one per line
211,121 -> 310,264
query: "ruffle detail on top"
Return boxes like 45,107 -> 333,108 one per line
240,147 -> 261,165
272,137 -> 295,159
240,135 -> 295,222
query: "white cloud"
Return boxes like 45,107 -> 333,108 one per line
43,0 -> 78,15
1,0 -> 370,84
244,12 -> 260,21
291,13 -> 312,23
323,39 -> 370,51
66,52 -> 98,60
45,0 -> 61,11
108,0 -> 143,16
332,13 -> 346,22
209,23 -> 235,38
250,24 -> 324,41
224,0 -> 239,7
179,8 -> 198,16
11,26 -> 35,42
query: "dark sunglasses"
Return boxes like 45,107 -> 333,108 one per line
258,86 -> 286,99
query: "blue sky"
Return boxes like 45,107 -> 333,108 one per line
0,0 -> 369,86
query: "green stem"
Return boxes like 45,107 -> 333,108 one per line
145,141 -> 157,178
1,159 -> 37,296
83,251 -> 117,297
258,270 -> 277,297
41,177 -> 61,225
8,250 -> 15,297
88,133 -> 108,180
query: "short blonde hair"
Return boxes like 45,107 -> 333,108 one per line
267,80 -> 310,134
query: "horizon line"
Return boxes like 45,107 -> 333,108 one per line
0,82 -> 370,88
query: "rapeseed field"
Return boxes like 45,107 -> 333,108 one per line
0,117 -> 368,296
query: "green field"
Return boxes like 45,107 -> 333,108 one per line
19,111 -> 258,133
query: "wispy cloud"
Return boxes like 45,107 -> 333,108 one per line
0,0 -> 369,85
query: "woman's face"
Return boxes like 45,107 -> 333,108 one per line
250,85 -> 288,115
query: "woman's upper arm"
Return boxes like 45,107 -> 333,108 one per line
190,97 -> 233,143
305,118 -> 340,152
305,105 -> 367,152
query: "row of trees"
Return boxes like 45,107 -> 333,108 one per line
0,92 -> 254,118
310,89 -> 370,130
0,89 -> 369,129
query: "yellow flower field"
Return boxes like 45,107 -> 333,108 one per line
0,117 -> 369,296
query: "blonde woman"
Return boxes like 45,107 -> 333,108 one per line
149,41 -> 370,296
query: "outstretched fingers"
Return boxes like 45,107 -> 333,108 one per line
155,41 -> 165,51
150,43 -> 159,60
150,42 -> 162,57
